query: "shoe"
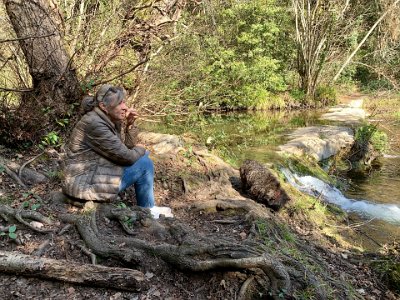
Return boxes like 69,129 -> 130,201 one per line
150,206 -> 173,219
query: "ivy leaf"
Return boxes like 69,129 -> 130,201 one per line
23,201 -> 30,208
31,204 -> 41,211
0,232 -> 5,236
117,202 -> 127,209
8,225 -> 16,233
8,232 -> 17,239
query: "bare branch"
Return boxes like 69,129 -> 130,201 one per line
333,0 -> 400,82
0,33 -> 56,44
93,59 -> 149,86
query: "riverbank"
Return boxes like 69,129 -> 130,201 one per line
0,127 -> 398,299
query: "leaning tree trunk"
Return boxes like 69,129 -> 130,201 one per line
3,0 -> 82,144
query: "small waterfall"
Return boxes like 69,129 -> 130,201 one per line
281,169 -> 400,225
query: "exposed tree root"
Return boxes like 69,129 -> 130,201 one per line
0,196 -> 329,298
18,152 -> 45,178
238,275 -> 255,300
0,163 -> 26,188
60,205 -> 292,299
0,204 -> 54,233
194,199 -> 329,299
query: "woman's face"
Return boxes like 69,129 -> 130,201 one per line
100,94 -> 128,123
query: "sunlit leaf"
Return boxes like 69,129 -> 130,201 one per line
8,225 -> 16,233
8,232 -> 17,239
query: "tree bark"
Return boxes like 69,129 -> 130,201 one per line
3,0 -> 82,143
0,250 -> 148,291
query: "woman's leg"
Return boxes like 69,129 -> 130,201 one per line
119,153 -> 155,208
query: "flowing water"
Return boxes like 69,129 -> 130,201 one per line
141,108 -> 400,249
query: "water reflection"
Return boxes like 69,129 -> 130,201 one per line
346,156 -> 400,205
141,109 -> 326,166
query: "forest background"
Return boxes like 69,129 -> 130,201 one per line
0,0 -> 399,147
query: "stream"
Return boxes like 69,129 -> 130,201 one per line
142,108 -> 400,249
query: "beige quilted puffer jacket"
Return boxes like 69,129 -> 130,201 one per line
61,107 -> 145,201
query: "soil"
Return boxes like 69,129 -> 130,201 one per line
0,144 -> 398,300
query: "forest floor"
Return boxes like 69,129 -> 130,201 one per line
0,138 -> 398,300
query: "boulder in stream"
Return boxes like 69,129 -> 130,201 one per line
240,160 -> 290,210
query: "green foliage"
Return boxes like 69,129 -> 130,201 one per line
370,130 -> 388,153
394,111 -> 400,124
290,89 -> 306,103
117,202 -> 127,209
40,131 -> 61,149
314,85 -> 337,106
147,0 -> 293,110
22,192 -> 42,211
0,224 -> 17,240
355,124 -> 388,154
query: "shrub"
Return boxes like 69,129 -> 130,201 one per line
315,85 -> 337,106
144,0 -> 294,111
355,124 -> 388,154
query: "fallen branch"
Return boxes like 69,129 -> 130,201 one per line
0,250 -> 148,291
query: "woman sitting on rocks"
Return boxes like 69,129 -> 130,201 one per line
61,84 -> 172,218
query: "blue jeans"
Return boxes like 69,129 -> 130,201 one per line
119,152 -> 155,208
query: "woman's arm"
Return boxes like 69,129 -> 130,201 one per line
85,119 -> 145,166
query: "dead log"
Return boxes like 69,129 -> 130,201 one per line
0,250 -> 148,291
240,160 -> 291,210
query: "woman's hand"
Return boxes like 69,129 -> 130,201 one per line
126,108 -> 139,126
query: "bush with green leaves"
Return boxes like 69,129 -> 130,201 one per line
147,0 -> 293,111
314,85 -> 337,106
355,123 -> 388,154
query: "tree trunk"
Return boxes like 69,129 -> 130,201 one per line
3,0 -> 82,144
0,250 -> 148,291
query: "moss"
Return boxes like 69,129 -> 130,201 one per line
280,154 -> 334,184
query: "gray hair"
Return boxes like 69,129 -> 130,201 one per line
82,84 -> 126,113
